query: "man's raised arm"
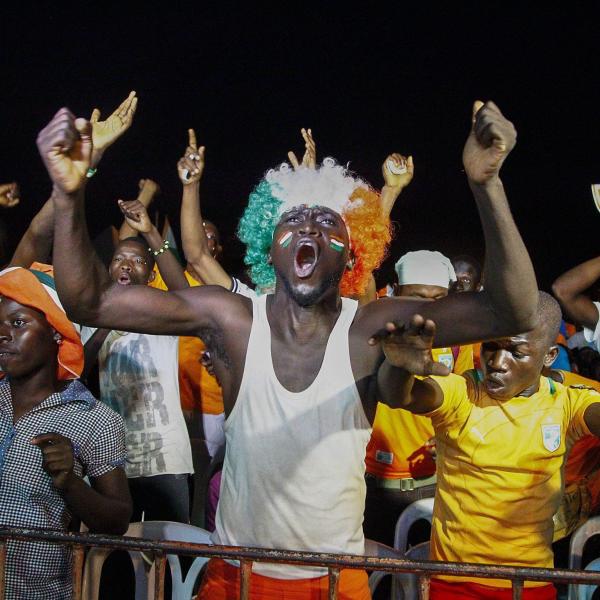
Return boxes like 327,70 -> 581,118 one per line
42,108 -> 224,337
362,101 -> 538,348
552,256 -> 600,331
178,128 -> 232,288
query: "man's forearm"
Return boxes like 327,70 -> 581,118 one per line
380,185 -> 402,218
62,473 -> 131,534
470,177 -> 537,331
52,187 -> 112,321
377,360 -> 416,409
181,182 -> 208,261
553,256 -> 600,301
119,184 -> 157,240
143,226 -> 189,291
181,182 -> 231,287
9,193 -> 55,267
552,256 -> 600,329
82,328 -> 111,381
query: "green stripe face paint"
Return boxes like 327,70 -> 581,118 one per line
329,237 -> 345,252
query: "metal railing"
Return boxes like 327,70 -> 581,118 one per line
0,527 -> 599,599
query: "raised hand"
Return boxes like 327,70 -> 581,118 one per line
463,100 -> 516,184
118,199 -> 153,234
368,314 -> 450,377
177,128 -> 205,185
382,153 -> 414,190
37,108 -> 92,194
90,91 -> 138,154
31,432 -> 76,490
288,127 -> 316,170
0,182 -> 20,208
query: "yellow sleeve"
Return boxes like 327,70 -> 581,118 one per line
423,373 -> 471,431
566,387 -> 600,442
150,266 -> 200,291
454,344 -> 474,375
149,265 -> 167,290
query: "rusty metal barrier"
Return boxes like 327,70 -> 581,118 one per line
0,526 -> 600,599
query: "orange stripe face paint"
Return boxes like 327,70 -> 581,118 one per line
277,231 -> 293,248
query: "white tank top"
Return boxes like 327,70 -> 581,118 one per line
213,294 -> 371,579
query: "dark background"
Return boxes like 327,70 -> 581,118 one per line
1,4 -> 598,289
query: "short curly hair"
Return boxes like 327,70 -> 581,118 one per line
238,159 -> 391,296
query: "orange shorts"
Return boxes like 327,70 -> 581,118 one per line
430,579 -> 556,599
197,558 -> 371,599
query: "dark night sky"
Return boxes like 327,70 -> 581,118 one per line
1,5 -> 598,289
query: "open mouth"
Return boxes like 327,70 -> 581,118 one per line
118,273 -> 132,285
484,374 -> 504,391
294,241 -> 319,279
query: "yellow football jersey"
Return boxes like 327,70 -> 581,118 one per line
426,371 -> 599,587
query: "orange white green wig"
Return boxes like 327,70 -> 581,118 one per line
238,158 -> 391,296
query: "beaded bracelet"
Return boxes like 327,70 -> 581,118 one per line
149,239 -> 170,256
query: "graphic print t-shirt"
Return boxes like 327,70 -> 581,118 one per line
81,327 -> 193,477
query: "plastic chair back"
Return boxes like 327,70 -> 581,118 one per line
393,498 -> 434,554
82,521 -> 212,600
568,516 -> 600,600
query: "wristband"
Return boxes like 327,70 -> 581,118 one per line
149,239 -> 170,256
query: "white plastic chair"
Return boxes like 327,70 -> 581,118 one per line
367,497 -> 434,599
394,497 -> 434,553
82,521 -> 212,600
389,498 -> 435,600
366,539 -> 405,594
568,516 -> 600,600
367,540 -> 431,599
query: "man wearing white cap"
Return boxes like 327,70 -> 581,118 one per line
364,250 -> 473,546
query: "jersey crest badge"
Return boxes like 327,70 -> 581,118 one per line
437,353 -> 454,370
542,424 -> 561,452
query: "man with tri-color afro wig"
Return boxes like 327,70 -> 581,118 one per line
47,100 -> 538,600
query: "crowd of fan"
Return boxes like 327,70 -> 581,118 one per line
0,92 -> 599,599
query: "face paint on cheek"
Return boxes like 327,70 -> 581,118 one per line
278,231 -> 293,248
329,236 -> 345,252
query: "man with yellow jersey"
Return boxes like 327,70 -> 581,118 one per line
373,291 -> 600,599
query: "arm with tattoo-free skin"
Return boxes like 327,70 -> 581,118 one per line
380,153 -> 414,217
118,198 -> 189,291
119,178 -> 159,240
44,108 -> 250,417
358,101 -> 538,349
31,432 -> 131,534
552,256 -> 600,330
356,153 -> 414,305
42,108 -> 221,334
82,327 -> 111,381
8,189 -> 56,268
178,129 -> 231,288
374,315 -> 447,412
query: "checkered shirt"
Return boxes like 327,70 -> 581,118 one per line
0,378 -> 126,599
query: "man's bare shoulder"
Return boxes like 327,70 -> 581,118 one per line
184,284 -> 253,321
